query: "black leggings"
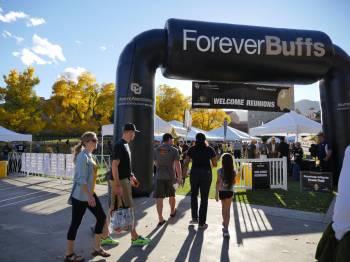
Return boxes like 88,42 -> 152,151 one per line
67,194 -> 106,241
190,169 -> 212,225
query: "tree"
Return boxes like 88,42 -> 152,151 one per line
192,109 -> 229,131
156,84 -> 190,122
43,72 -> 115,135
0,67 -> 45,133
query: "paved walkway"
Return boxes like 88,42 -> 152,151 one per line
0,175 -> 326,261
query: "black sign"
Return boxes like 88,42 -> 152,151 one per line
192,82 -> 293,112
300,171 -> 333,192
252,162 -> 270,190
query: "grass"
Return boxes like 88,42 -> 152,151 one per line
176,162 -> 334,213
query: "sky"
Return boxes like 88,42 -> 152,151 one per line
1,0 -> 350,103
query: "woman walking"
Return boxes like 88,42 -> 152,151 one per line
183,133 -> 217,229
64,132 -> 110,261
215,153 -> 236,238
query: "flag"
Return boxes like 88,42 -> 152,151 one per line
184,109 -> 192,131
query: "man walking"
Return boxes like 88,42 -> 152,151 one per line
154,133 -> 182,226
111,123 -> 151,246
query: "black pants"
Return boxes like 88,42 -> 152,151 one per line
190,169 -> 212,225
234,150 -> 241,159
67,194 -> 106,241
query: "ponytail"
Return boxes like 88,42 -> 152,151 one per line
73,142 -> 84,163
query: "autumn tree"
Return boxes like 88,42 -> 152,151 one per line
192,109 -> 229,131
43,72 -> 115,135
0,67 -> 45,133
156,84 -> 190,122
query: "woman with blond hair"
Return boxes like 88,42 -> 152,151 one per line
64,132 -> 110,262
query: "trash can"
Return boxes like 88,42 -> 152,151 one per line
0,161 -> 8,178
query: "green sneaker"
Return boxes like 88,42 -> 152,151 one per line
131,236 -> 151,246
101,236 -> 119,246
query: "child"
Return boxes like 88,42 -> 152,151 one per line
215,153 -> 235,238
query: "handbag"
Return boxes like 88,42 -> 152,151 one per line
109,198 -> 134,234
67,182 -> 77,205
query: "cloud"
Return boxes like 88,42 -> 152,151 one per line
59,67 -> 87,82
2,30 -> 24,44
0,11 -> 27,23
99,45 -> 107,51
31,34 -> 65,63
74,40 -> 82,45
13,34 -> 65,66
13,48 -> 49,66
26,17 -> 46,27
0,8 -> 45,27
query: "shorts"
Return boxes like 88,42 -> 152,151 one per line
109,178 -> 134,209
219,191 -> 234,200
154,179 -> 175,198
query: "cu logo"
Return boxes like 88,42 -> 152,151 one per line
130,83 -> 142,95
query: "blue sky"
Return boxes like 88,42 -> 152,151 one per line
1,0 -> 350,102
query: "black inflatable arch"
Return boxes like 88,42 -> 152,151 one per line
114,19 -> 350,195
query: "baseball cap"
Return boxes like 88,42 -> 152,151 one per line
123,123 -> 140,132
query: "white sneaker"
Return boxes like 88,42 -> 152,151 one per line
223,228 -> 230,238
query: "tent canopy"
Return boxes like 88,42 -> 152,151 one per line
249,111 -> 322,137
168,120 -> 222,141
0,126 -> 32,142
207,126 -> 255,141
101,115 -> 174,137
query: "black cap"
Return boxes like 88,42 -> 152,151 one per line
162,133 -> 173,142
123,123 -> 140,132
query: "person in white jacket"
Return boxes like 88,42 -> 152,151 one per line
315,145 -> 350,261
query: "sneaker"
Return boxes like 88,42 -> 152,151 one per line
198,223 -> 208,230
189,218 -> 199,225
222,228 -> 230,238
131,236 -> 151,246
101,236 -> 119,246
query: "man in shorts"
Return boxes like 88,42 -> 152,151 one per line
111,123 -> 151,246
154,133 -> 182,226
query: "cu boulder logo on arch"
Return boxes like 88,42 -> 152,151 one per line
130,83 -> 142,95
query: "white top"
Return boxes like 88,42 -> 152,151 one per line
332,145 -> 350,240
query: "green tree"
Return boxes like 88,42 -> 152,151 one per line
156,84 -> 190,121
0,67 -> 45,133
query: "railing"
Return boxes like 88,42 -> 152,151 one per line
7,153 -> 111,183
233,157 -> 288,191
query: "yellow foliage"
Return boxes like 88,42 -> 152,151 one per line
192,109 -> 229,131
156,84 -> 190,122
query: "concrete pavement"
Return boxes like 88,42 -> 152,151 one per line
0,175 -> 326,261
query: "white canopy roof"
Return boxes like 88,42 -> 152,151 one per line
249,111 -> 322,136
207,126 -> 255,141
0,126 -> 32,142
168,120 -> 222,141
101,115 -> 174,137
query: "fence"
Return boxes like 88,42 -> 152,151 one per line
7,153 -> 287,191
7,153 -> 111,182
233,157 -> 288,190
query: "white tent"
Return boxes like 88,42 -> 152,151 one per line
168,120 -> 221,141
101,115 -> 174,154
0,126 -> 32,142
249,111 -> 322,138
207,126 -> 255,141
102,115 -> 173,137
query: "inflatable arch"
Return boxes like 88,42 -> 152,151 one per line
114,19 -> 350,195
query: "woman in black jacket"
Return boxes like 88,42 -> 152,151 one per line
183,133 -> 217,229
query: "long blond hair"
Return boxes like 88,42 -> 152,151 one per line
73,131 -> 97,163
